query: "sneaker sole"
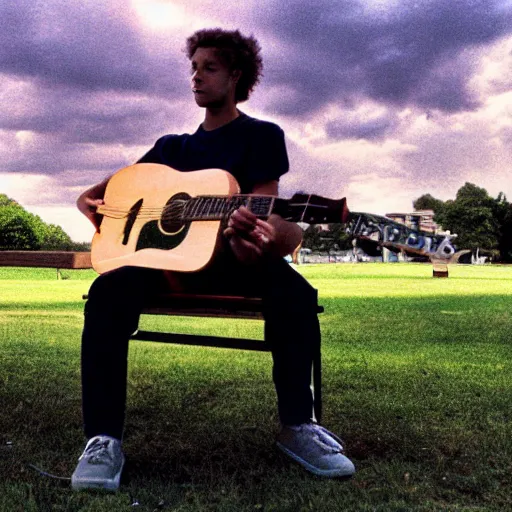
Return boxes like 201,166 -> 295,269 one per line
71,459 -> 125,491
276,441 -> 355,478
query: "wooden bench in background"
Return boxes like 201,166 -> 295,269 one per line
0,250 -> 323,421
0,250 -> 93,270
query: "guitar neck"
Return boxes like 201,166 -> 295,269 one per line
181,193 -> 349,224
181,195 -> 281,222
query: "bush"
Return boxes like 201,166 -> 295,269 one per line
0,206 -> 45,250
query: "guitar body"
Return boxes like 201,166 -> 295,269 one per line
91,164 -> 240,274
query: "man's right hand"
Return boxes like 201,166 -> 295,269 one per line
77,196 -> 104,232
76,178 -> 110,232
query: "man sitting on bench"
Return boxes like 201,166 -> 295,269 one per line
72,28 -> 355,491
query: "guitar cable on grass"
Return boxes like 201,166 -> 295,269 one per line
2,440 -> 71,482
27,463 -> 71,481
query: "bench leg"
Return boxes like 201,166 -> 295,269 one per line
312,347 -> 322,423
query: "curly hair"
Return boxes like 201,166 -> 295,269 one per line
186,28 -> 263,103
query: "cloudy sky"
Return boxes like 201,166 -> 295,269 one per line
1,0 -> 512,242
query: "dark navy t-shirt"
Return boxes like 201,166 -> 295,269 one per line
138,112 -> 289,194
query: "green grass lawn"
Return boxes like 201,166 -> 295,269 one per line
0,263 -> 510,511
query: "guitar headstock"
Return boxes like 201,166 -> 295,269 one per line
347,211 -> 458,260
284,193 -> 350,224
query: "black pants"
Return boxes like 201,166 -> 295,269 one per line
81,256 -> 321,440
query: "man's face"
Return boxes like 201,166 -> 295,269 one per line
190,47 -> 239,108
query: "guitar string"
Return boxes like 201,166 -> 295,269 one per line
97,196 -> 279,220
98,196 -> 337,227
98,199 -> 319,217
99,199 -> 324,222
100,201 -> 284,215
299,195 -> 312,224
98,204 -> 318,222
98,196 -> 252,214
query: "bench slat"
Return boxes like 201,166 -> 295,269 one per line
0,251 -> 92,269
82,293 -> 323,319
140,307 -> 264,319
132,330 -> 269,351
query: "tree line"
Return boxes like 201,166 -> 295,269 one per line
413,183 -> 512,262
302,182 -> 512,262
0,194 -> 90,251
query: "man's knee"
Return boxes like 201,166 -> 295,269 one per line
265,279 -> 319,317
86,266 -> 160,312
88,268 -> 129,305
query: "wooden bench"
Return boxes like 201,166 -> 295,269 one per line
0,250 -> 93,269
1,251 -> 323,421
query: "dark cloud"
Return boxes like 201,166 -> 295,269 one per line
257,0 -> 512,115
325,113 -> 395,141
2,0 -> 511,123
0,0 -> 184,96
0,82 -> 194,174
2,0 -> 510,142
412,55 -> 480,111
1,85 -> 159,142
1,136 -> 130,175
1,0 -> 144,90
0,0 -> 201,173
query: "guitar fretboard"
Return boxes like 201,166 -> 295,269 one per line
180,195 -> 276,221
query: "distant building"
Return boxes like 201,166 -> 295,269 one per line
385,209 -> 444,234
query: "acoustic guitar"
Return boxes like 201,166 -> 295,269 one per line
91,163 -> 350,273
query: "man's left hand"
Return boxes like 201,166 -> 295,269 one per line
223,206 -> 276,264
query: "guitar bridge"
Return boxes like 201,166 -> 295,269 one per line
122,198 -> 144,245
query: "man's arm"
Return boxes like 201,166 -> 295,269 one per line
79,135 -> 171,231
76,177 -> 111,231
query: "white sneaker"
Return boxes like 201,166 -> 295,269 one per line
71,436 -> 125,491
276,423 -> 355,478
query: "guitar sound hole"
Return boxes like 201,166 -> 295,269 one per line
159,192 -> 191,234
